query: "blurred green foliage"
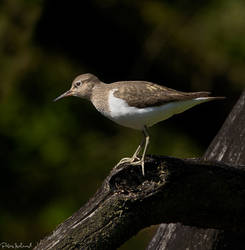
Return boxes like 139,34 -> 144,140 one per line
0,0 -> 244,249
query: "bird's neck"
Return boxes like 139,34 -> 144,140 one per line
90,82 -> 110,113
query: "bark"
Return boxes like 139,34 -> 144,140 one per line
148,90 -> 245,250
34,157 -> 245,249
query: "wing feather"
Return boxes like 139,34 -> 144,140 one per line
111,81 -> 211,108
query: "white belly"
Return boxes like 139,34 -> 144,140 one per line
99,89 -> 211,130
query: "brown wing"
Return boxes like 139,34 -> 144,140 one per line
112,81 -> 211,108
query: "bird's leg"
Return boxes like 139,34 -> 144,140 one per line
131,136 -> 145,161
140,126 -> 150,175
115,134 -> 146,166
130,126 -> 150,176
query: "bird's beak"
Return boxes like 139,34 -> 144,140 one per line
53,89 -> 73,102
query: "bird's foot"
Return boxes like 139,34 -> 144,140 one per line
115,156 -> 145,176
115,156 -> 141,167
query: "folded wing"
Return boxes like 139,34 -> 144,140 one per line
112,81 -> 211,108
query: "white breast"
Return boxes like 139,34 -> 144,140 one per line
106,89 -> 211,130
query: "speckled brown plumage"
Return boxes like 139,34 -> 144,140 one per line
111,81 -> 211,108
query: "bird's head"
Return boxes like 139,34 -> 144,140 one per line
54,73 -> 100,102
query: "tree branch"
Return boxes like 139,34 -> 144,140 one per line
35,156 -> 245,250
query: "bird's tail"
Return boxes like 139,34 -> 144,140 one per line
191,91 -> 226,101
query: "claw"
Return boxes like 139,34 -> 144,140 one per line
115,156 -> 140,167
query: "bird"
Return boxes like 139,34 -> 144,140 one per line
54,73 -> 224,176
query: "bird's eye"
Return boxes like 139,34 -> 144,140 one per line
75,81 -> 81,87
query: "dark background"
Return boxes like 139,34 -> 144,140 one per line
0,0 -> 244,249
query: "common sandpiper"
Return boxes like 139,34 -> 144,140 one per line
54,73 -> 224,175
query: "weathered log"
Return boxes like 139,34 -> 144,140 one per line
35,153 -> 245,249
148,90 -> 245,250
